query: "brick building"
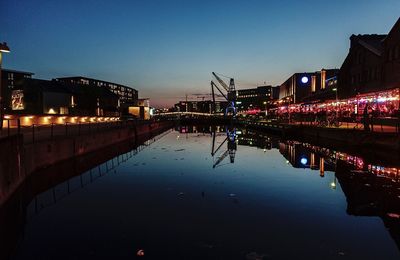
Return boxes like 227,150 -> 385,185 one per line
338,18 -> 400,98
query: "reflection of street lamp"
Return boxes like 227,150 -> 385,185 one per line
330,176 -> 337,189
0,42 -> 11,130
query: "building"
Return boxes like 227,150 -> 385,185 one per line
338,34 -> 387,99
174,100 -> 228,113
56,76 -> 138,108
1,69 -> 34,112
128,98 -> 152,120
338,18 -> 400,99
279,69 -> 339,104
236,85 -> 279,112
8,77 -> 119,116
383,18 -> 400,90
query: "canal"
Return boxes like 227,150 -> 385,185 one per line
1,125 -> 400,259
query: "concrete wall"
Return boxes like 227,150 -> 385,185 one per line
0,135 -> 24,203
0,120 -> 173,205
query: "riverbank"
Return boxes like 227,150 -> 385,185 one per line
0,120 -> 173,206
239,120 -> 400,151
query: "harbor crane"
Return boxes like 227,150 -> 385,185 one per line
211,126 -> 237,168
211,72 -> 237,117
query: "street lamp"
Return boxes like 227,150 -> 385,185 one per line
333,88 -> 338,118
0,42 -> 11,130
332,88 -> 338,101
263,101 -> 267,116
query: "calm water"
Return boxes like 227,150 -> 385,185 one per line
2,126 -> 400,259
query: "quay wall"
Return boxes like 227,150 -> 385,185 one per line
0,120 -> 173,205
292,125 -> 400,151
242,121 -> 400,151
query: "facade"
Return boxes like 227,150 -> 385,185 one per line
56,76 -> 138,107
174,100 -> 228,113
8,78 -> 119,116
1,69 -> 34,112
128,98 -> 152,120
338,18 -> 400,99
236,85 -> 279,111
279,69 -> 339,104
338,34 -> 386,99
383,18 -> 400,90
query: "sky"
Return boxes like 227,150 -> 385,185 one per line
1,0 -> 400,108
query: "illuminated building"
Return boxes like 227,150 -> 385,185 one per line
9,78 -> 119,116
128,98 -> 152,120
235,85 -> 279,112
1,69 -> 33,112
278,69 -> 339,105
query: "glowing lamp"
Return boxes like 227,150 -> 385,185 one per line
300,157 -> 308,165
301,76 -> 309,84
0,42 -> 10,53
48,108 -> 56,114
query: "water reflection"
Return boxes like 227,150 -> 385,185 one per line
211,126 -> 237,168
178,125 -> 400,252
1,125 -> 400,259
0,130 -> 171,260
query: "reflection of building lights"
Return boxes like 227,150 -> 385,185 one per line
286,160 -> 290,164
330,182 -> 336,189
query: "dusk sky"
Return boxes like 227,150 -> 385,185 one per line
1,0 -> 400,108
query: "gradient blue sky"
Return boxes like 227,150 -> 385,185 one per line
1,0 -> 399,107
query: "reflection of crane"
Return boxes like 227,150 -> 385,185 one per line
211,126 -> 237,168
211,72 -> 237,116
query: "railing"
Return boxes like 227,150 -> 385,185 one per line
238,115 -> 400,134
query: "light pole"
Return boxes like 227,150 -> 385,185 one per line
0,42 -> 11,130
333,88 -> 338,118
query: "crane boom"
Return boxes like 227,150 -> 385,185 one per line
213,150 -> 229,168
212,72 -> 229,92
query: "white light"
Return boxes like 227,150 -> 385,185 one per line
300,157 -> 308,165
301,76 -> 309,84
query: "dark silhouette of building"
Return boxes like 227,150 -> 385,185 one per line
338,34 -> 386,98
56,76 -> 138,108
10,78 -> 119,116
236,85 -> 279,111
338,18 -> 400,99
174,100 -> 228,113
383,18 -> 400,91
